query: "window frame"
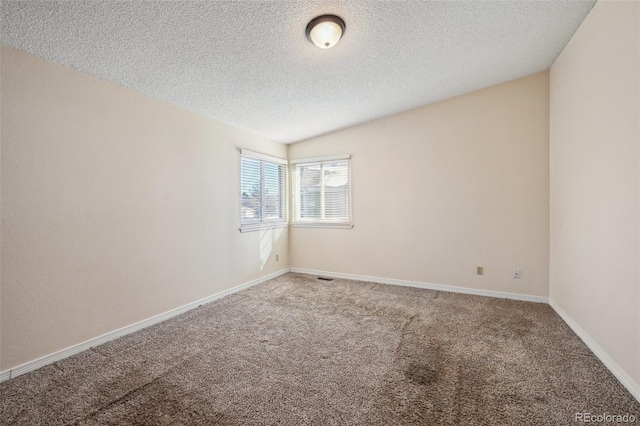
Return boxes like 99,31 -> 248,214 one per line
239,149 -> 288,232
291,155 -> 353,229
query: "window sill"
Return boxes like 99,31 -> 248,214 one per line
291,222 -> 353,229
239,222 -> 288,233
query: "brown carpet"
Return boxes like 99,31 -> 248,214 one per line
1,273 -> 639,425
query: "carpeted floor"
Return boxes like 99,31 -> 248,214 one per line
1,273 -> 639,425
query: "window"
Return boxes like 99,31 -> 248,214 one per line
292,155 -> 352,228
240,150 -> 287,232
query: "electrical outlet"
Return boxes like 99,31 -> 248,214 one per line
476,266 -> 483,275
513,268 -> 521,279
276,254 -> 279,261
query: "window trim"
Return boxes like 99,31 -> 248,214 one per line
239,149 -> 287,232
290,155 -> 351,165
291,155 -> 353,229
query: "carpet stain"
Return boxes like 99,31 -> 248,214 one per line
404,361 -> 438,386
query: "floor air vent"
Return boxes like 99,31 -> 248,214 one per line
317,277 -> 334,281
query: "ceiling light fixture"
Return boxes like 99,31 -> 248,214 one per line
306,15 -> 346,49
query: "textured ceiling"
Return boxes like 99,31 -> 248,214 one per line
1,1 -> 595,143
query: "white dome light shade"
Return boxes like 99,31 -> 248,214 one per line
306,15 -> 346,49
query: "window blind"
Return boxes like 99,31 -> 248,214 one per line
240,150 -> 286,230
293,156 -> 352,227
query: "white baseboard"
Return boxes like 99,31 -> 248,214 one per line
549,299 -> 640,403
0,269 -> 289,383
290,268 -> 549,304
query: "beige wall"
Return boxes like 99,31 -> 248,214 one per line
549,0 -> 640,393
0,46 -> 289,370
289,72 -> 550,298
